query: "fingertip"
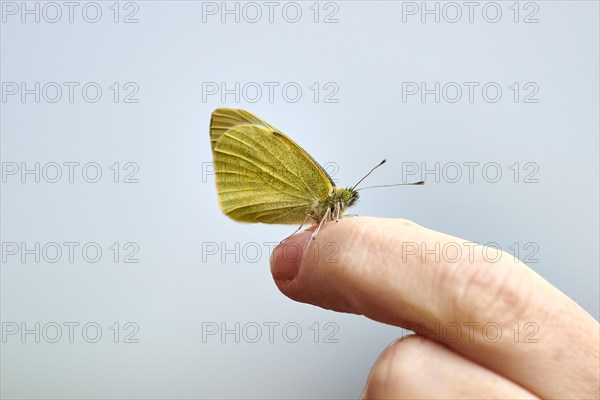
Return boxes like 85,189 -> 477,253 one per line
269,217 -> 382,310
270,230 -> 312,281
270,217 -> 421,315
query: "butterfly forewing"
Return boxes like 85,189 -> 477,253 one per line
210,108 -> 278,151
212,115 -> 333,224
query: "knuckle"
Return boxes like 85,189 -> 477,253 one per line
452,251 -> 537,325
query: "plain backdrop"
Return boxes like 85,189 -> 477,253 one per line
1,1 -> 598,398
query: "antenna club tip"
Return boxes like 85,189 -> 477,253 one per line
351,159 -> 389,190
416,181 -> 425,185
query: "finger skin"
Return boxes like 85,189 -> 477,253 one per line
270,217 -> 600,399
361,335 -> 538,399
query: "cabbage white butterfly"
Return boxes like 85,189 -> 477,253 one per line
210,108 -> 423,239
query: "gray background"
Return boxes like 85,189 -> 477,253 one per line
1,1 -> 598,398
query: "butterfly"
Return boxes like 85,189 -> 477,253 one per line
209,108 -> 423,239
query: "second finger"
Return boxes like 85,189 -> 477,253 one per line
362,335 -> 539,400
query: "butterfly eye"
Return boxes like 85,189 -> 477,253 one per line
341,190 -> 352,201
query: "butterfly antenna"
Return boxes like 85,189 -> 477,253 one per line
357,181 -> 425,191
351,159 -> 388,191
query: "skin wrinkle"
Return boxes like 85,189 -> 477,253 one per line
389,223 -> 451,326
428,244 -> 457,326
454,254 -> 524,324
304,220 -> 377,315
348,220 -> 427,325
491,262 -> 536,324
442,259 -> 466,324
396,224 -> 452,327
286,234 -> 359,314
335,240 -> 381,315
543,295 -> 599,392
332,223 -> 372,314
439,256 -> 553,396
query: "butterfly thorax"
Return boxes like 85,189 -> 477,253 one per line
310,186 -> 359,222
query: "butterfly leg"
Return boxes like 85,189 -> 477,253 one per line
312,208 -> 331,240
280,214 -> 312,243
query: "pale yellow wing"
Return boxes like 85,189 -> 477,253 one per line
211,108 -> 335,185
210,109 -> 333,224
210,108 -> 278,151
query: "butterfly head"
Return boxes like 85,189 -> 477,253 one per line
340,188 -> 359,208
